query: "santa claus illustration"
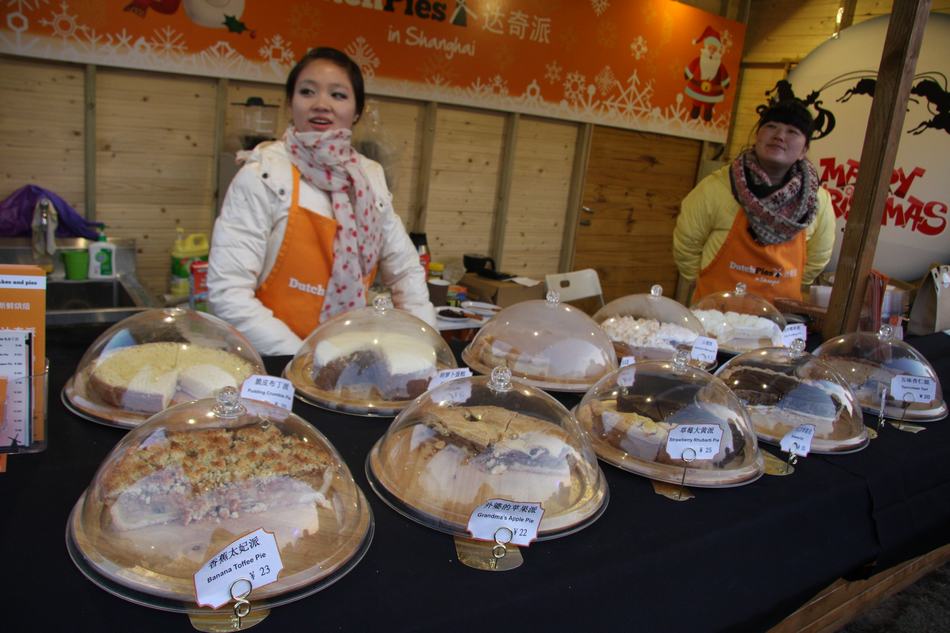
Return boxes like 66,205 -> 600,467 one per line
684,26 -> 730,122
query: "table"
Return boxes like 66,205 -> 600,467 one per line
1,326 -> 948,633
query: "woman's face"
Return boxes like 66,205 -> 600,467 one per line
753,121 -> 808,176
290,59 -> 357,133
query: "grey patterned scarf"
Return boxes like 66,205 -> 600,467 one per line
730,150 -> 819,245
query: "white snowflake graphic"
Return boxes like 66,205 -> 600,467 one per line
101,28 -> 134,54
630,35 -> 647,60
425,73 -> 449,88
602,71 -> 654,118
544,61 -> 562,85
196,41 -> 259,77
522,80 -> 543,103
149,25 -> 186,57
720,30 -> 734,53
346,37 -> 380,79
467,74 -> 508,98
594,66 -> 616,96
562,71 -> 586,104
258,34 -> 294,64
590,0 -> 609,17
39,1 -> 87,41
7,0 -> 49,12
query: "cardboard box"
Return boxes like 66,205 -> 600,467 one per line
459,272 -> 545,308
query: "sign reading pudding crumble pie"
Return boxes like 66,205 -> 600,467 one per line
468,499 -> 544,547
194,528 -> 284,609
665,424 -> 723,460
429,368 -> 473,389
240,375 -> 295,411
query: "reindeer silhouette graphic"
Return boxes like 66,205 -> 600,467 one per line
908,79 -> 950,135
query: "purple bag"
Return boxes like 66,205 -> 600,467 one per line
0,185 -> 99,239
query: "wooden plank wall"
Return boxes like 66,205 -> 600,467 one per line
425,106 -> 505,271
96,68 -> 217,296
502,117 -> 577,277
14,0 -> 947,298
0,57 -> 85,214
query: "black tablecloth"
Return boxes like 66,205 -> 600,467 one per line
1,327 -> 948,633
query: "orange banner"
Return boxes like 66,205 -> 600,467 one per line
0,0 -> 744,141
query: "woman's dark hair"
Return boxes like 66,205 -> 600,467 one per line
285,47 -> 365,120
755,99 -> 815,145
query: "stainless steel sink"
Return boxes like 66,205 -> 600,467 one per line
0,236 -> 159,327
46,276 -> 156,326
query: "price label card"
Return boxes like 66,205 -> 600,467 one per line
890,375 -> 937,403
467,499 -> 544,547
617,365 -> 636,387
781,323 -> 808,347
429,367 -> 473,389
240,375 -> 294,411
194,528 -> 284,609
780,424 -> 816,457
619,356 -> 636,367
690,336 -> 718,364
665,424 -> 723,461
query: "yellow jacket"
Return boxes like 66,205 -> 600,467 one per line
673,164 -> 836,285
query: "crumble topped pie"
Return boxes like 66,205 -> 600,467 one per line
100,423 -> 334,531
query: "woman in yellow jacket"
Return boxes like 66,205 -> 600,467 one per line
673,100 -> 835,303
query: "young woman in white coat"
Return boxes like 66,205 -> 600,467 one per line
209,47 -> 434,355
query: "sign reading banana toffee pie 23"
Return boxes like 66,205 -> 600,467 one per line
0,0 -> 743,142
787,14 -> 950,282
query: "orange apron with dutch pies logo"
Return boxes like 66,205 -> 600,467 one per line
255,166 -> 375,339
694,209 -> 806,302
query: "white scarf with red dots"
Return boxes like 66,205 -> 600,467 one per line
283,126 -> 383,323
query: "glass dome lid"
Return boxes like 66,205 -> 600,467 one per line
814,325 -> 947,422
284,296 -> 458,417
593,284 -> 706,364
691,283 -> 786,354
716,340 -> 869,453
574,350 -> 764,487
367,367 -> 608,540
462,291 -> 618,392
63,308 -> 264,429
66,388 -> 373,617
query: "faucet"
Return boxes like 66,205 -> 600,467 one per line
31,198 -> 57,274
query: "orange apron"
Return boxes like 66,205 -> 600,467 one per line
255,166 -> 374,338
694,209 -> 806,302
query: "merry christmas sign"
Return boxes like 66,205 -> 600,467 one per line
0,0 -> 744,142
787,13 -> 950,282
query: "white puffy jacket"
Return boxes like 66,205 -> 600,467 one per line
208,141 -> 435,355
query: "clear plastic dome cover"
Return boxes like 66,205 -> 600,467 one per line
63,308 -> 264,428
814,325 -> 947,422
285,297 -> 458,416
574,351 -> 764,487
716,341 -> 869,453
593,284 -> 705,363
462,291 -> 618,392
67,389 -> 373,613
691,283 -> 786,354
367,367 -> 608,539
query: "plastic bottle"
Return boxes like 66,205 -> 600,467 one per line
88,231 -> 116,278
417,243 -> 431,279
170,228 -> 210,297
429,261 -> 444,280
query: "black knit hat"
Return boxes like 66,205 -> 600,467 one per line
757,99 -> 815,142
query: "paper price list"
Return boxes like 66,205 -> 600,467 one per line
0,330 -> 32,450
